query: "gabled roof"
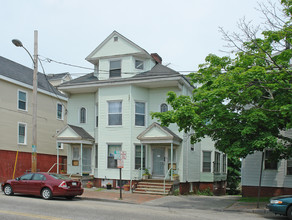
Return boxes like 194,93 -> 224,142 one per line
137,122 -> 182,145
59,64 -> 186,87
133,64 -> 179,78
56,124 -> 94,144
0,56 -> 66,98
86,31 -> 151,63
47,72 -> 71,81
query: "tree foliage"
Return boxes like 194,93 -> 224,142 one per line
152,0 -> 292,159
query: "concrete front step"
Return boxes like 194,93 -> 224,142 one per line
133,180 -> 174,195
137,185 -> 172,189
133,190 -> 169,195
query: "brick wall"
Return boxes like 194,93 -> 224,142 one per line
0,150 -> 66,183
242,186 -> 292,197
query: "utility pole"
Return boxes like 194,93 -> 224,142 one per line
31,30 -> 38,172
13,31 -> 39,172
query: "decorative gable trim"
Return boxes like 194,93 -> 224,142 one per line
56,124 -> 94,144
137,122 -> 182,145
86,31 -> 151,63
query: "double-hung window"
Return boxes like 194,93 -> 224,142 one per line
57,103 -> 63,120
108,144 -> 121,168
202,151 -> 211,172
214,152 -> 221,173
265,150 -> 277,170
80,107 -> 86,124
108,101 -> 122,126
223,154 -> 227,173
160,103 -> 168,112
135,102 -> 145,126
135,145 -> 145,169
18,122 -> 27,145
18,90 -> 27,111
110,60 -> 121,78
287,159 -> 292,175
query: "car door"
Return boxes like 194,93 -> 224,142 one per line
29,173 -> 46,195
13,173 -> 34,193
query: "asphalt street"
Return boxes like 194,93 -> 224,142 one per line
0,193 -> 288,220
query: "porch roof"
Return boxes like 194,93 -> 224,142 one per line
137,122 -> 182,145
56,124 -> 94,145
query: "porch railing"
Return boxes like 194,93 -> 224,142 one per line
47,163 -> 65,173
164,168 -> 172,194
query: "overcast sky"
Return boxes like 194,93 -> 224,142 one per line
1,0 -> 279,78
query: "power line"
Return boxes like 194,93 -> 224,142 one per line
38,55 -> 197,75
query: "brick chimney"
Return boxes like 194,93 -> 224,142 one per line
151,53 -> 162,64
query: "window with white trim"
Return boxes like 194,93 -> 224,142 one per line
57,103 -> 63,120
110,60 -> 121,78
108,144 -> 121,168
223,154 -> 227,173
135,145 -> 145,169
18,90 -> 27,111
287,159 -> 292,175
80,107 -> 86,124
57,142 -> 63,150
160,103 -> 168,112
135,102 -> 145,126
264,150 -> 277,170
214,152 -> 221,173
135,60 -> 144,70
108,101 -> 122,125
18,122 -> 27,145
202,151 -> 211,172
95,104 -> 98,127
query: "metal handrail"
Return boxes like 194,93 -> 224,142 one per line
164,168 -> 172,194
47,163 -> 65,173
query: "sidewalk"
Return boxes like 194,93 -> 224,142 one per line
80,188 -> 269,214
81,188 -> 163,204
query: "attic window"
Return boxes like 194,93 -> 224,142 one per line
110,60 -> 121,77
135,60 -> 144,70
114,36 -> 118,42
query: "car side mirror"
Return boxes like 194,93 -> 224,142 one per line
16,177 -> 20,181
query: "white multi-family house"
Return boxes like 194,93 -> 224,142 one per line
241,129 -> 292,197
57,31 -> 227,194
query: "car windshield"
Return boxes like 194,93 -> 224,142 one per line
49,173 -> 71,180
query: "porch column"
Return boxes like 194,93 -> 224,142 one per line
171,142 -> 173,181
80,143 -> 83,175
141,143 -> 144,179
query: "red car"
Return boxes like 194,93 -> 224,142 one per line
1,172 -> 83,200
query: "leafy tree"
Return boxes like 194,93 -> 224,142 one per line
227,157 -> 241,195
152,0 -> 292,160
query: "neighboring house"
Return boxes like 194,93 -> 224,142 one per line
0,56 -> 68,183
241,129 -> 292,197
47,72 -> 72,87
57,31 -> 227,194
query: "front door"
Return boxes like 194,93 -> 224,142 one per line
152,148 -> 165,176
82,147 -> 92,173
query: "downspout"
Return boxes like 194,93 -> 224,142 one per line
129,85 -> 133,192
80,143 -> 83,175
57,143 -> 59,174
171,142 -> 173,181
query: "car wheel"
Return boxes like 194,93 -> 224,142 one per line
287,206 -> 292,220
66,196 -> 75,200
3,184 -> 14,196
41,188 -> 52,200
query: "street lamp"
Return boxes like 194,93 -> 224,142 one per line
12,30 -> 38,173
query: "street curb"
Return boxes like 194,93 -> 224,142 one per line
78,196 -> 136,204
